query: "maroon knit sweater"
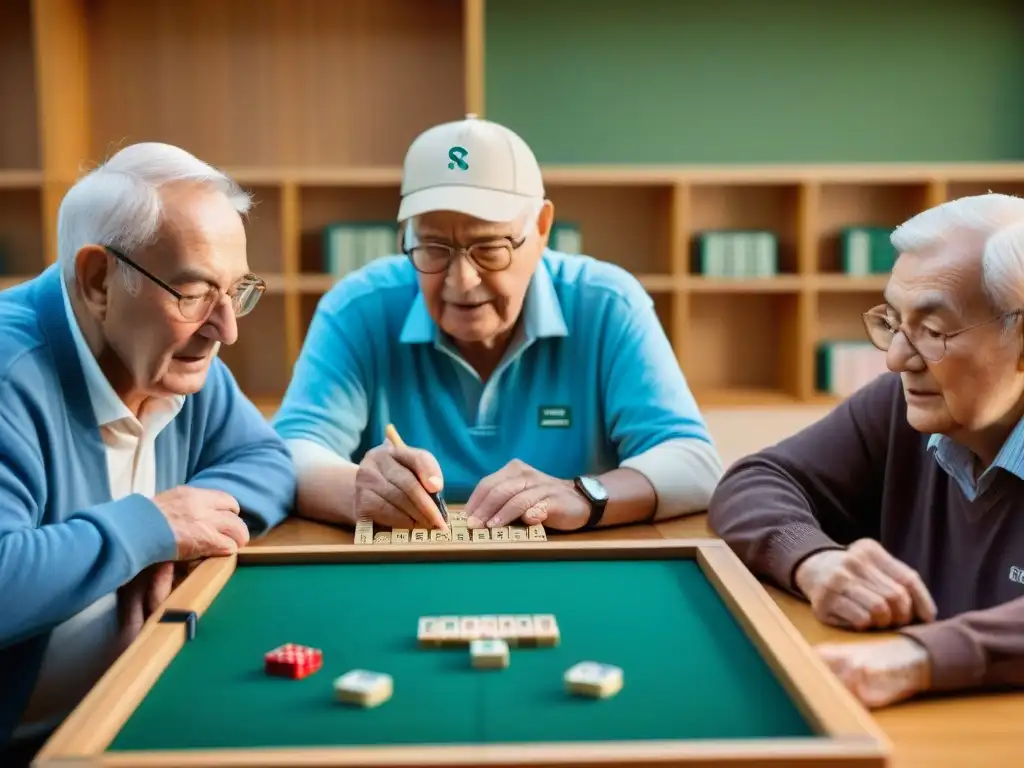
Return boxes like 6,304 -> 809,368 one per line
707,372 -> 1024,693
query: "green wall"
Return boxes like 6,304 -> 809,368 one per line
484,0 -> 1024,164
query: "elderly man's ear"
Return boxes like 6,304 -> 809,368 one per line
74,245 -> 114,320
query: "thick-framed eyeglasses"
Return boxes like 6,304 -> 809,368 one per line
402,236 -> 527,274
862,303 -> 1022,363
104,246 -> 266,322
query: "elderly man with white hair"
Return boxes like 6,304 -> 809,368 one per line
0,143 -> 295,763
708,192 -> 1024,710
273,114 -> 722,534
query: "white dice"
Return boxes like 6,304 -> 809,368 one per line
333,669 -> 393,707
564,661 -> 623,698
470,638 -> 510,669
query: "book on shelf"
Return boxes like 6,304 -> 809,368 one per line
694,230 -> 777,278
841,226 -> 896,275
817,340 -> 889,398
323,222 -> 398,278
550,222 -> 582,254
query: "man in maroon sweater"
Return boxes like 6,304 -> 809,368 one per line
708,193 -> 1024,709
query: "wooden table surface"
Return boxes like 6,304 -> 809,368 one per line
256,514 -> 1023,767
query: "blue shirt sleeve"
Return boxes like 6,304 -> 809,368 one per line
272,292 -> 372,461
599,281 -> 713,460
185,359 -> 296,534
0,383 -> 175,649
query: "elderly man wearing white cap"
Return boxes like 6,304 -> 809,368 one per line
273,115 -> 722,533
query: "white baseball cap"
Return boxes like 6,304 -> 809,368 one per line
398,114 -> 545,223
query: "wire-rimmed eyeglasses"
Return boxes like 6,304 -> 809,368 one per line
105,246 -> 266,322
402,236 -> 527,275
862,303 -> 1022,363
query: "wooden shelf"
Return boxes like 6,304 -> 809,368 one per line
2,0 -> 1023,408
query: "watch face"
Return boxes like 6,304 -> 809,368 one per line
578,475 -> 609,502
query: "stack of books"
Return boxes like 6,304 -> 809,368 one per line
840,226 -> 897,275
550,222 -> 582,254
322,222 -> 398,278
693,231 -> 778,278
817,341 -> 890,398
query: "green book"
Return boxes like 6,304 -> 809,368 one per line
696,231 -> 777,277
322,222 -> 398,278
841,226 -> 896,275
550,222 -> 583,254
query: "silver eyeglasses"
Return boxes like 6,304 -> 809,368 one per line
862,303 -> 1021,363
105,246 -> 266,323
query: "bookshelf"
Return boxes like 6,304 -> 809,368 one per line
2,0 -> 1024,413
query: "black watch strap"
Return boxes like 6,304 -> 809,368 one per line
574,475 -> 609,529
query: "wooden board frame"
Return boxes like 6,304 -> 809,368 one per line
35,539 -> 891,767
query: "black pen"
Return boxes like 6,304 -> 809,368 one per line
385,423 -> 449,527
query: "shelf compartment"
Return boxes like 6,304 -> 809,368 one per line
815,291 -> 889,398
0,0 -> 39,170
298,185 -> 401,275
86,0 -> 465,168
946,179 -> 1024,199
218,294 -> 290,402
545,183 -> 673,274
244,186 -> 284,275
686,292 -> 801,398
688,184 -> 801,275
0,189 -> 44,276
817,183 -> 931,274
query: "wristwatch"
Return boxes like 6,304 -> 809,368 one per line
573,475 -> 609,529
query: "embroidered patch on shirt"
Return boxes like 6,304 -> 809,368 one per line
538,406 -> 571,428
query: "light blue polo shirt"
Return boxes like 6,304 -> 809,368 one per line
272,250 -> 712,503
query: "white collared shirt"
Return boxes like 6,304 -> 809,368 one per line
16,279 -> 184,736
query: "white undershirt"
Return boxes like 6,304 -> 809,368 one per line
14,280 -> 182,738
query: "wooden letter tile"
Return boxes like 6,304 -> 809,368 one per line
391,529 -> 410,544
354,522 -> 373,545
411,529 -> 428,543
471,528 -> 490,542
430,529 -> 450,543
527,524 -> 547,541
490,526 -> 510,541
418,617 -> 442,647
514,615 -> 536,646
478,615 -> 499,639
508,526 -> 526,541
497,616 -> 518,644
459,616 -> 481,641
438,616 -> 461,645
532,614 -> 560,646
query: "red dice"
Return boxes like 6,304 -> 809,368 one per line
264,643 -> 323,679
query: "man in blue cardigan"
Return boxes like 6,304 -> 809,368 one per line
0,143 -> 296,763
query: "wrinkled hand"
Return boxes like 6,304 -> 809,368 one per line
152,486 -> 249,560
116,562 -> 177,648
817,637 -> 931,709
463,460 -> 590,531
352,439 -> 448,530
794,539 -> 937,630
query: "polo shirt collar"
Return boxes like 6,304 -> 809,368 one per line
399,254 -> 569,345
928,414 -> 1024,498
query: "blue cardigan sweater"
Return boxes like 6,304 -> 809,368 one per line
0,266 -> 296,741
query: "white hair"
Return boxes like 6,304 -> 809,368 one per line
57,142 -> 252,293
890,193 -> 1024,318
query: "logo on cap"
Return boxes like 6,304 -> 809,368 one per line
447,146 -> 469,171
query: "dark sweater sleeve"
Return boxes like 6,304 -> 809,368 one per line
707,374 -> 900,591
900,596 -> 1024,692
